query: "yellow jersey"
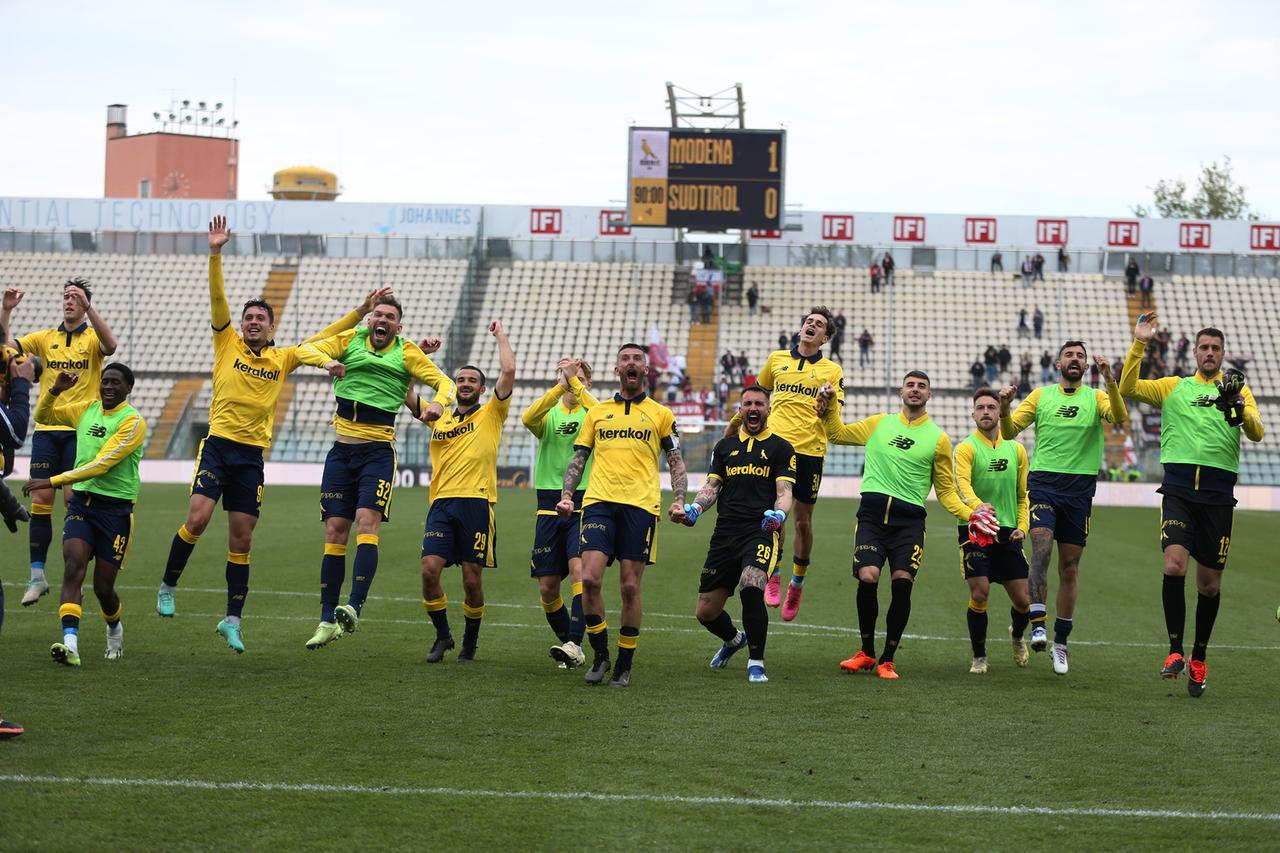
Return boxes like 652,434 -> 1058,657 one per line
16,322 -> 106,432
206,255 -> 363,448
756,347 -> 845,457
428,393 -> 512,504
576,392 -> 678,516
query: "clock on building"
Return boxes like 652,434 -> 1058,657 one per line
160,170 -> 191,197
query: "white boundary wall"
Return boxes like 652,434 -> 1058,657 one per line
4,196 -> 1280,253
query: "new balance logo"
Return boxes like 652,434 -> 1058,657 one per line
1191,395 -> 1217,408
554,421 -> 581,436
1056,406 -> 1080,418
89,424 -> 108,438
888,436 -> 915,450
987,458 -> 1009,472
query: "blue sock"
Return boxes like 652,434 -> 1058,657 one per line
320,545 -> 346,622
347,536 -> 379,615
225,553 -> 250,618
569,585 -> 585,644
1054,617 -> 1073,645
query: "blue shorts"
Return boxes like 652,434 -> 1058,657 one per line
29,430 -> 77,481
422,497 -> 496,567
191,435 -> 265,517
320,441 -> 396,522
63,492 -> 134,569
580,501 -> 658,565
1028,490 -> 1092,546
958,527 -> 1030,583
531,513 -> 583,578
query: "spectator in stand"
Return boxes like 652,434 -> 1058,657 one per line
1017,376 -> 1032,396
991,250 -> 1004,273
1019,351 -> 1033,386
1039,349 -> 1054,383
679,372 -> 693,399
1017,308 -> 1029,338
736,350 -> 749,383
858,328 -> 874,367
717,376 -> 730,409
1089,361 -> 1100,389
1057,245 -> 1069,273
742,368 -> 756,388
790,330 -> 800,349
1155,328 -> 1171,360
1020,256 -> 1034,288
983,345 -> 999,384
1125,258 -> 1140,295
720,349 -> 736,382
778,331 -> 790,351
1174,332 -> 1190,373
829,315 -> 845,363
646,362 -> 660,397
746,283 -> 759,315
667,365 -> 682,402
1032,305 -> 1045,339
869,261 -> 882,293
688,288 -> 698,323
1033,252 -> 1046,281
881,252 -> 895,286
1138,271 -> 1154,308
702,245 -> 715,268
969,358 -> 985,391
698,283 -> 714,324
997,343 -> 1012,378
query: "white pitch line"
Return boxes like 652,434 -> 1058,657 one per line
0,774 -> 1276,823
7,582 -> 1280,650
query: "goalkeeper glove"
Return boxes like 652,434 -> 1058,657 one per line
761,509 -> 786,533
1214,368 -> 1246,427
682,503 -> 703,526
967,508 -> 1000,547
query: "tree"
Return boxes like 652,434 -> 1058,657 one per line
1132,157 -> 1261,220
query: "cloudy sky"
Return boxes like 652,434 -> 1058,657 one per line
2,0 -> 1277,218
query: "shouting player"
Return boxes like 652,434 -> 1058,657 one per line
23,366 -> 147,667
417,321 -> 515,663
523,357 -> 597,669
731,306 -> 844,622
155,216 -> 392,653
676,385 -> 795,683
954,388 -> 1033,674
998,341 -> 1127,675
2,279 -> 117,607
1121,313 -> 1263,697
558,343 -> 685,687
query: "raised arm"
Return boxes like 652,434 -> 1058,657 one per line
820,399 -> 883,447
302,286 -> 393,345
521,384 -> 564,438
33,371 -> 94,429
999,386 -> 1039,439
297,329 -> 357,377
207,216 -> 232,332
1093,355 -> 1128,425
490,320 -> 515,400
0,287 -> 24,347
932,433 -> 975,522
1119,314 -> 1178,407
403,341 -> 456,421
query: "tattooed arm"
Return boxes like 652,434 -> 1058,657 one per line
556,447 -> 590,517
666,447 -> 688,504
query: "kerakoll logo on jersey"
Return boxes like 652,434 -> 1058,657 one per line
232,359 -> 280,382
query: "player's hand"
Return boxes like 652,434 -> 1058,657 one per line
64,285 -> 89,312
761,509 -> 786,533
556,358 -> 573,390
967,508 -> 999,547
422,402 -> 444,423
324,360 -> 346,379
815,382 -> 834,416
1009,529 -> 1025,543
668,502 -> 687,524
208,215 -> 231,254
22,478 -> 52,496
488,320 -> 505,337
997,385 -> 1017,407
2,286 -> 24,311
676,502 -> 701,526
1134,311 -> 1158,342
357,286 -> 394,316
9,355 -> 35,382
555,496 -> 575,518
417,337 -> 442,355
51,370 -> 79,394
975,502 -> 996,517
1093,354 -> 1113,383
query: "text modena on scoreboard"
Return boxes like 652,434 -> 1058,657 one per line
627,128 -> 785,231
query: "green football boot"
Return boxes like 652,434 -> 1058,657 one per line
51,643 -> 81,667
334,604 -> 359,635
216,619 -> 246,654
156,586 -> 176,618
305,621 -> 342,650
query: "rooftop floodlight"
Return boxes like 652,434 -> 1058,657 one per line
198,101 -> 207,109
182,99 -> 190,107
214,102 -> 223,110
153,111 -> 161,120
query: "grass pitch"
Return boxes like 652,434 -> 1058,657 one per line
2,483 -> 1279,850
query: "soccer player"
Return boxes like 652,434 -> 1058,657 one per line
523,357 -> 598,668
954,388 -> 1033,674
674,385 -> 795,683
997,342 -> 1126,675
416,321 -> 515,663
820,371 -> 984,679
22,366 -> 147,667
296,295 -> 455,649
729,307 -> 844,622
1120,313 -> 1264,697
557,343 -> 686,687
155,216 -> 393,653
2,278 -> 117,607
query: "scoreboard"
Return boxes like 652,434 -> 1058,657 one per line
627,127 -> 785,231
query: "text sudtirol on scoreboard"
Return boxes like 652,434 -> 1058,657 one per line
626,128 -> 785,231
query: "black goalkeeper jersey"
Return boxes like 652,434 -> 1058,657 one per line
706,428 -> 797,531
